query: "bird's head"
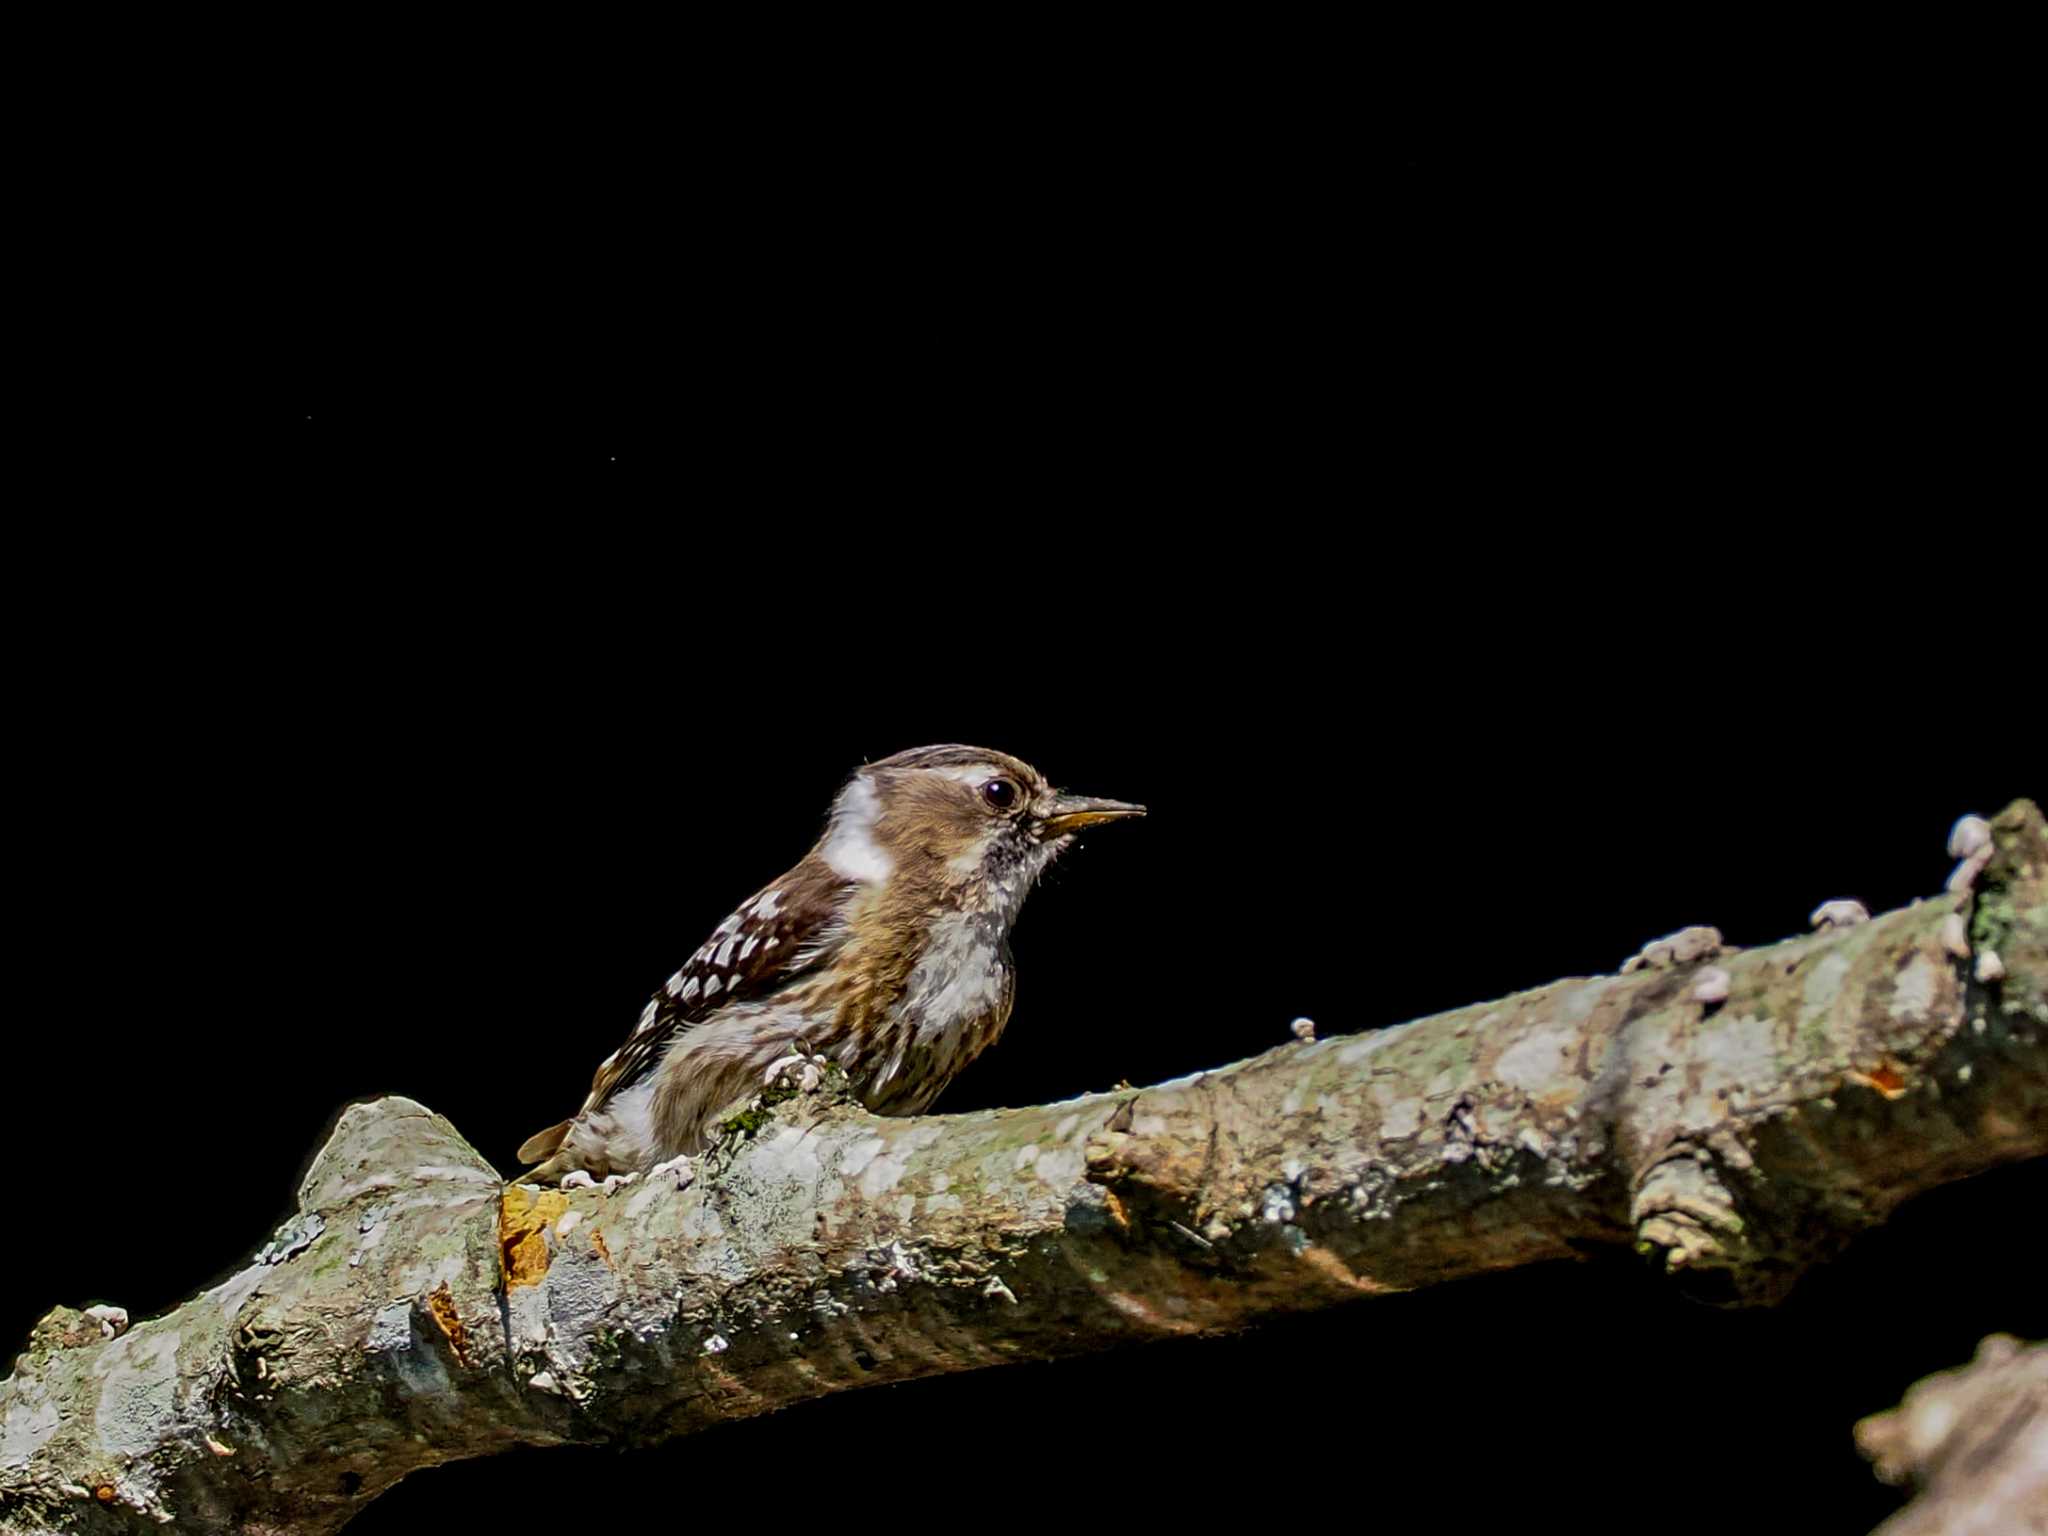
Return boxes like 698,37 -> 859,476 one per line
819,745 -> 1144,919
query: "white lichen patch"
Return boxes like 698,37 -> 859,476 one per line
1033,1143 -> 1085,1187
538,1244 -> 617,1369
679,1203 -> 726,1245
1373,1091 -> 1426,1141
0,1380 -> 61,1470
839,1137 -> 888,1180
1631,1012 -> 1779,1130
366,1301 -> 414,1354
555,1211 -> 581,1239
205,1262 -> 269,1319
395,1250 -> 471,1299
856,1145 -> 911,1200
1890,951 -> 1944,1020
1557,982 -> 1607,1023
622,1163 -> 696,1228
1336,1026 -> 1407,1067
1013,1144 -> 1039,1170
507,1289 -> 552,1361
95,1326 -> 181,1463
349,1237 -> 380,1269
1494,1023 -> 1575,1091
1054,1113 -> 1081,1140
1800,949 -> 1855,1031
254,1212 -> 324,1265
923,1191 -> 963,1217
749,1126 -> 823,1188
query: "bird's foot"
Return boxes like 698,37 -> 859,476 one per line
648,1153 -> 696,1189
763,1050 -> 832,1094
559,1169 -> 639,1193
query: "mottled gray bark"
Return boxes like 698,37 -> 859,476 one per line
1857,1335 -> 2047,1535
3,800 -> 2043,1535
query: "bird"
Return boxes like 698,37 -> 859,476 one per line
516,745 -> 1144,1184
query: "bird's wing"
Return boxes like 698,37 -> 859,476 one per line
572,859 -> 848,1121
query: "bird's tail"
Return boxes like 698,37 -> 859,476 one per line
516,1119 -> 572,1170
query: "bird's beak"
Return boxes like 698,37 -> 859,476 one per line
1035,794 -> 1147,839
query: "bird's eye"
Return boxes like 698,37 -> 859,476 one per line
981,778 -> 1018,810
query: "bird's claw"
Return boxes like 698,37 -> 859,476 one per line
559,1170 -> 638,1193
649,1153 -> 696,1189
764,1051 -> 831,1093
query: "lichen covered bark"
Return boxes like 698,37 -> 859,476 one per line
4,801 -> 2043,1534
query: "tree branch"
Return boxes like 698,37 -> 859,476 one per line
4,800 -> 2043,1535
1856,1334 -> 2048,1535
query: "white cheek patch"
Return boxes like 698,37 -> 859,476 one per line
823,775 -> 895,883
947,825 -> 1000,877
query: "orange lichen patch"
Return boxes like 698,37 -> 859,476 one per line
500,1184 -> 570,1290
1102,1188 -> 1130,1231
590,1228 -> 613,1268
426,1284 -> 474,1369
1846,1059 -> 1910,1099
96,1486 -> 115,1503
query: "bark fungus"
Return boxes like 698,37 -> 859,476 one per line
3,800 -> 2043,1535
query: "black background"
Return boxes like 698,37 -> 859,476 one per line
10,82 -> 2039,1534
